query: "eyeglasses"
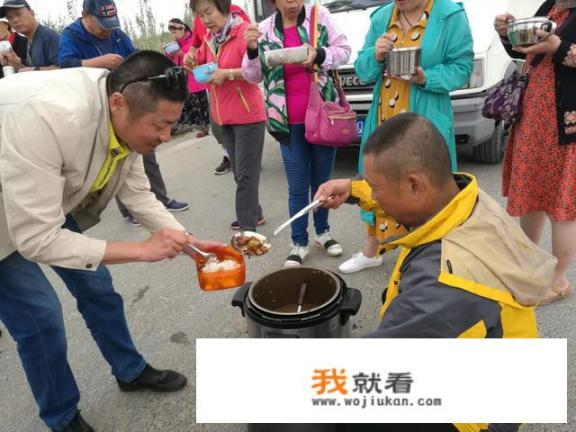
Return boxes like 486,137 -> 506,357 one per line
169,25 -> 185,31
118,66 -> 188,94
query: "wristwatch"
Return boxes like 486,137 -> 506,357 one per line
228,70 -> 235,81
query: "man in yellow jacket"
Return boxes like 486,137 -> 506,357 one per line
316,113 -> 557,432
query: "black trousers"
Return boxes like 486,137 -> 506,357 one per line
117,151 -> 170,217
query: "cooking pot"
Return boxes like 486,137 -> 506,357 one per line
507,17 -> 557,47
231,267 -> 361,338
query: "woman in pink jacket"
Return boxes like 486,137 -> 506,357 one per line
165,18 -> 210,138
191,0 -> 267,232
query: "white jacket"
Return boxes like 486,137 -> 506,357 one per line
0,68 -> 185,270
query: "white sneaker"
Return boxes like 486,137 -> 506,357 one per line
284,245 -> 310,267
314,232 -> 343,257
338,252 -> 383,274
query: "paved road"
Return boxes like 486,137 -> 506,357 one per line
0,132 -> 573,431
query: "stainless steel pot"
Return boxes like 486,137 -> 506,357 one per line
231,267 -> 361,338
385,47 -> 421,77
507,17 -> 557,47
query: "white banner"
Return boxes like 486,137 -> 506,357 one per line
196,339 -> 567,424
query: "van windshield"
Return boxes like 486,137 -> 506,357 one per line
322,0 -> 392,13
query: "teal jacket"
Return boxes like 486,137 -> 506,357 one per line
355,0 -> 474,173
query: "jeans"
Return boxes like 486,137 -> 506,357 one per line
280,124 -> 337,246
0,216 -> 146,431
117,151 -> 170,217
221,122 -> 266,231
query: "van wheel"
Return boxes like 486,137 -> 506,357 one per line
473,122 -> 508,164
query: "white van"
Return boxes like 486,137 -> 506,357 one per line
243,0 -> 541,163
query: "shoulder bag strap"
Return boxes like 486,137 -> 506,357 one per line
309,2 -> 319,82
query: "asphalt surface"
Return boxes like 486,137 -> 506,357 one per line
0,131 -> 574,432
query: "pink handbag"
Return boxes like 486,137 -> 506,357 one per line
304,5 -> 357,147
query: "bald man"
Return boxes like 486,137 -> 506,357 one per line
317,113 -> 556,338
316,113 -> 558,432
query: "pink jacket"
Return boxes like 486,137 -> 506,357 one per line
167,31 -> 206,94
197,20 -> 266,126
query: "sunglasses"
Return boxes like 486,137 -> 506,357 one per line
119,66 -> 188,94
169,25 -> 185,30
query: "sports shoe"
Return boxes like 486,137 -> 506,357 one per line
125,214 -> 141,227
117,364 -> 187,393
165,199 -> 189,212
284,245 -> 309,267
52,411 -> 94,432
214,156 -> 231,175
230,216 -> 266,230
314,232 -> 343,257
339,252 -> 383,274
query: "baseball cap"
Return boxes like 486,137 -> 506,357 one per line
0,0 -> 31,19
83,0 -> 120,30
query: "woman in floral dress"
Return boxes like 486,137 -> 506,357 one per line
494,0 -> 576,304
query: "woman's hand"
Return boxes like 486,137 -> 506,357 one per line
494,14 -> 515,38
513,31 -> 561,55
244,24 -> 260,50
300,43 -> 317,69
563,44 -> 576,68
374,32 -> 395,63
410,67 -> 426,86
206,68 -> 228,86
184,47 -> 198,69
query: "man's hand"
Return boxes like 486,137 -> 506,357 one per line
374,32 -> 395,63
513,31 -> 561,55
207,68 -> 228,86
244,24 -> 260,50
85,53 -> 124,69
139,229 -> 189,262
314,179 -> 352,209
5,50 -> 23,70
494,14 -> 515,38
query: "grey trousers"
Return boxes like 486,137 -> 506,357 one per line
220,122 -> 265,231
117,151 -> 169,217
210,113 -> 225,146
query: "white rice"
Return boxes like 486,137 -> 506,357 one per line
201,259 -> 240,273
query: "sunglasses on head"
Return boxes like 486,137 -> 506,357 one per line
119,66 -> 188,94
169,25 -> 184,30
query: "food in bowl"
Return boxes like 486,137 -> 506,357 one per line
264,46 -> 308,67
201,258 -> 241,273
195,245 -> 245,291
231,231 -> 270,257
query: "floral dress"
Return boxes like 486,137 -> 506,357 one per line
502,6 -> 576,221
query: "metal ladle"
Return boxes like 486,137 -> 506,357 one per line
296,281 -> 308,313
184,242 -> 217,262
